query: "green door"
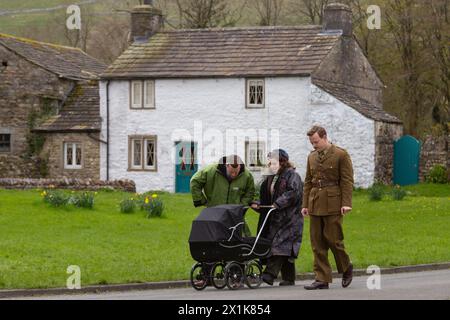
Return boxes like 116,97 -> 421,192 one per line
393,135 -> 421,186
175,141 -> 198,193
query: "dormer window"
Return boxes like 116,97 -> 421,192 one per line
130,80 -> 155,109
246,79 -> 265,108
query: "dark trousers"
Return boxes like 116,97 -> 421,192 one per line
310,214 -> 351,283
264,256 -> 296,282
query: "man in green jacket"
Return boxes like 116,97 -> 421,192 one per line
190,155 -> 255,208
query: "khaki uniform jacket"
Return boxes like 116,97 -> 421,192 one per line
302,144 -> 354,215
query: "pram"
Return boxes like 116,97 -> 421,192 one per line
188,204 -> 276,290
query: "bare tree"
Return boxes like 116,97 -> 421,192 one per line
385,0 -> 424,136
252,0 -> 285,26
295,0 -> 330,24
417,0 -> 450,133
175,0 -> 245,28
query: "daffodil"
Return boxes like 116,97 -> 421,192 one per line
152,194 -> 158,199
145,197 -> 150,204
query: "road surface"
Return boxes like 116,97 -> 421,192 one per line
6,269 -> 450,300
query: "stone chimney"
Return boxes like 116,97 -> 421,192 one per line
322,3 -> 352,37
130,0 -> 163,43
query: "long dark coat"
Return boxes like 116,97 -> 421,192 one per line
256,167 -> 304,258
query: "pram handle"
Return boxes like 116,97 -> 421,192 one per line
243,205 -> 275,209
242,207 -> 277,257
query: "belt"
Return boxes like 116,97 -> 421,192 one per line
312,180 -> 339,188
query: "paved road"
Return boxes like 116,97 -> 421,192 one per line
6,269 -> 450,300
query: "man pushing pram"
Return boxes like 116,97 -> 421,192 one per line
190,151 -> 304,289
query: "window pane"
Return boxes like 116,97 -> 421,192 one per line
132,82 -> 142,107
75,144 -> 82,166
66,144 -> 73,165
144,81 -> 154,108
146,139 -> 155,167
257,83 -> 264,104
249,149 -> 256,167
0,134 -> 11,152
249,85 -> 256,104
248,80 -> 264,106
133,140 -> 142,166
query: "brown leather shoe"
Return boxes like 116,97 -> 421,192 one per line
342,263 -> 353,288
304,281 -> 329,290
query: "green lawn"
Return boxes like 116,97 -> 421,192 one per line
0,184 -> 449,289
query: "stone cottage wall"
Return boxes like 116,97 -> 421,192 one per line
419,135 -> 449,182
0,178 -> 135,192
40,132 -> 101,180
374,121 -> 403,185
0,45 -> 74,178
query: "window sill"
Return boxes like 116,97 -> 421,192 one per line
127,168 -> 157,172
246,105 -> 265,109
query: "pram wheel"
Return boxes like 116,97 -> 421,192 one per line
211,262 -> 226,289
225,262 -> 244,290
244,260 -> 262,289
190,262 -> 208,291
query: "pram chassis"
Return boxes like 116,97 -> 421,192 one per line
190,207 -> 276,290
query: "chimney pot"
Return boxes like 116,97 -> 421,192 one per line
323,3 -> 352,37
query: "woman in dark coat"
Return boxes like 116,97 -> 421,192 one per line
251,149 -> 304,286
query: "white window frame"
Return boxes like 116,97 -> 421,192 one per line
64,142 -> 82,169
143,137 -> 156,170
245,141 -> 266,170
130,80 -> 155,109
0,133 -> 11,153
143,80 -> 155,109
129,136 -> 157,171
130,138 -> 143,170
131,80 -> 142,109
246,79 -> 265,108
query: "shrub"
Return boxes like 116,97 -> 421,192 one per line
368,184 -> 384,201
426,165 -> 448,184
120,198 -> 136,214
42,190 -> 70,207
71,192 -> 96,209
391,186 -> 407,201
142,194 -> 164,218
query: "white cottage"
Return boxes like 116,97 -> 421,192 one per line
99,3 -> 402,193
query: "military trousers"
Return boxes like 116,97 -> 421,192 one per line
310,214 -> 351,283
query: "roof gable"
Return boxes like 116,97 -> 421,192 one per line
33,81 -> 101,133
313,79 -> 402,124
0,33 -> 106,80
102,26 -> 341,79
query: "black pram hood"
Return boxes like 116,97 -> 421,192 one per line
189,205 -> 247,243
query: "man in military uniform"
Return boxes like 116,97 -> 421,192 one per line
301,126 -> 354,290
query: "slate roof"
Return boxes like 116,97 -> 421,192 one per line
0,33 -> 106,80
34,81 -> 101,132
101,26 -> 342,79
312,79 -> 402,124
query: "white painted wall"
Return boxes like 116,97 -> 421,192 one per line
100,78 -> 375,193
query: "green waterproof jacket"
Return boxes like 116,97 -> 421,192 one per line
190,160 -> 255,208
